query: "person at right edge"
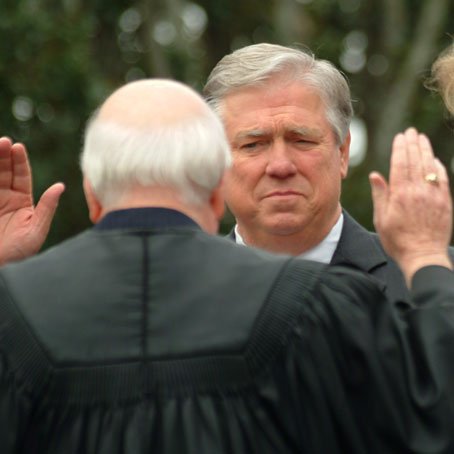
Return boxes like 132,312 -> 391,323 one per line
0,77 -> 452,453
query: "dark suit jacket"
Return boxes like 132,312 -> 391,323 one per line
228,210 -> 454,302
331,211 -> 410,301
0,207 -> 454,453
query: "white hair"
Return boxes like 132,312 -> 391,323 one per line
203,43 -> 353,144
81,104 -> 231,207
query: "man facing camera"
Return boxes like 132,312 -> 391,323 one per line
203,42 -> 454,301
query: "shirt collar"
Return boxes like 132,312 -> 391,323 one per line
234,213 -> 344,264
93,207 -> 201,231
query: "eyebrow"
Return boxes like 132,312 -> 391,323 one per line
287,126 -> 323,139
234,126 -> 323,141
234,129 -> 270,141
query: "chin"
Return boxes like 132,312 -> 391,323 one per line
265,217 -> 308,236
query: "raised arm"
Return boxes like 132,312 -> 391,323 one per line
0,137 -> 65,265
369,127 -> 453,285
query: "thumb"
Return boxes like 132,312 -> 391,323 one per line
34,182 -> 65,235
369,172 -> 388,227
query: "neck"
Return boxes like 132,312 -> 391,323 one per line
237,208 -> 342,256
100,186 -> 219,234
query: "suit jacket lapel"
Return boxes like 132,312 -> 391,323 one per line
331,211 -> 388,292
227,213 -> 390,292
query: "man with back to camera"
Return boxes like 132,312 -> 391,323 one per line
203,42 -> 454,302
0,78 -> 453,453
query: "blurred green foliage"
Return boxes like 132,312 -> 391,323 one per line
1,0 -> 453,247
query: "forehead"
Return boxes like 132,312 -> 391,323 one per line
220,79 -> 329,133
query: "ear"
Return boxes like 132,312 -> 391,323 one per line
209,181 -> 225,221
83,178 -> 103,223
339,131 -> 351,179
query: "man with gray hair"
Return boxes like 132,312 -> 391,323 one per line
203,42 -> 454,302
0,78 -> 453,453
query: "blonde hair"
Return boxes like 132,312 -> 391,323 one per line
430,42 -> 454,115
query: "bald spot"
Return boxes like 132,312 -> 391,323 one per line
97,79 -> 209,130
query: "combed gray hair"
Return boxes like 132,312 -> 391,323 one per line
80,106 -> 231,207
203,43 -> 353,144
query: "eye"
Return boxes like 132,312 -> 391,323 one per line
294,137 -> 316,146
240,141 -> 263,150
243,142 -> 257,148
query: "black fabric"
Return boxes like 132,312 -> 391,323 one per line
94,207 -> 200,231
330,211 -> 407,301
332,211 -> 454,301
0,208 -> 453,453
228,210 -> 454,303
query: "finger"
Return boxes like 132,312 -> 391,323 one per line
418,134 -> 437,177
403,127 -> 422,183
434,158 -> 449,184
389,133 -> 407,188
434,158 -> 452,198
0,137 -> 13,188
0,137 -> 13,156
11,142 -> 32,195
434,159 -> 453,243
369,171 -> 388,228
33,182 -> 65,236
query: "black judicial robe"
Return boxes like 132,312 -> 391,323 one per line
0,208 -> 453,453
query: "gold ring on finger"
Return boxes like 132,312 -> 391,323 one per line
424,172 -> 439,185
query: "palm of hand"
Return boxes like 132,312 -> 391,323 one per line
0,192 -> 38,264
0,138 -> 64,265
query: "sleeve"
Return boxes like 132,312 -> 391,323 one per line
298,266 -> 454,453
411,265 -> 454,304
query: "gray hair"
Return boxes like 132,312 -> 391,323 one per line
203,43 -> 353,143
80,104 -> 231,207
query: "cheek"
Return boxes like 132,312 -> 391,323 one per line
228,160 -> 259,187
317,163 -> 343,199
223,163 -> 261,206
299,156 -> 341,193
222,167 -> 246,199
318,152 -> 343,177
330,148 -> 348,178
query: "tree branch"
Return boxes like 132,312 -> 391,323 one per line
372,0 -> 450,168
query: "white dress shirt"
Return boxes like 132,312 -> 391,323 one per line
234,213 -> 344,264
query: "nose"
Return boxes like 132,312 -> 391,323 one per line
265,143 -> 297,178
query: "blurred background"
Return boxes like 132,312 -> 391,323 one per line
1,0 -> 453,247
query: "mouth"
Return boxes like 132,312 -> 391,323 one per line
264,190 -> 302,199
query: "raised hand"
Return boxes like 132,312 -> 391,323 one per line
0,137 -> 65,265
369,128 -> 453,285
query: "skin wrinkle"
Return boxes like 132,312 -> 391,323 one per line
234,126 -> 324,147
221,76 -> 350,255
